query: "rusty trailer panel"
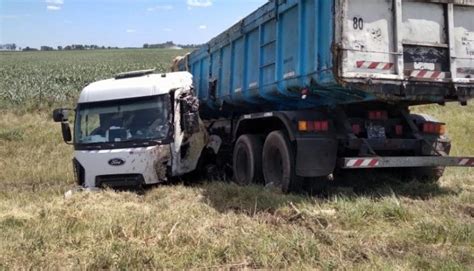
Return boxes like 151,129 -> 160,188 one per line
337,0 -> 474,84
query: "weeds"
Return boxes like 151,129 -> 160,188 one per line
0,50 -> 472,269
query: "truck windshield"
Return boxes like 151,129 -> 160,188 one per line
75,95 -> 171,145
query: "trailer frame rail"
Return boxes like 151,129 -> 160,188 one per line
340,156 -> 474,169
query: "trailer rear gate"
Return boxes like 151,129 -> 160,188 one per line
339,0 -> 474,83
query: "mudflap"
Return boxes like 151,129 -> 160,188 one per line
295,138 -> 338,177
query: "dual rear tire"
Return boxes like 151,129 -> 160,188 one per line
233,131 -> 300,193
233,134 -> 263,185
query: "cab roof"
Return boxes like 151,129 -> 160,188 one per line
78,71 -> 193,104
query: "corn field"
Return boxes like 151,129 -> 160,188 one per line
0,49 -> 187,110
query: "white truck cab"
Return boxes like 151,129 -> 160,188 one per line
53,70 -> 208,188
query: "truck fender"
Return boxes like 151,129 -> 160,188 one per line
295,137 -> 338,178
234,112 -> 297,142
233,110 -> 338,178
206,135 -> 222,154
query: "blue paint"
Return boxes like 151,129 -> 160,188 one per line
182,0 -> 374,114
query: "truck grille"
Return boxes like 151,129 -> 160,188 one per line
95,174 -> 144,188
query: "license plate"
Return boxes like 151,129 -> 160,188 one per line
367,123 -> 386,139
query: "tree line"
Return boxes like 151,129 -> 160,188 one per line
1,42 -> 201,52
143,41 -> 202,49
22,45 -> 119,52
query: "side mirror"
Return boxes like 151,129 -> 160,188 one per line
53,108 -> 69,122
61,122 -> 72,143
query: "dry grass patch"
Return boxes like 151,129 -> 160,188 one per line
0,105 -> 473,269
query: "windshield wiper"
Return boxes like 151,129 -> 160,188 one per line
83,144 -> 103,150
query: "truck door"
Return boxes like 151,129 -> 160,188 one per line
171,88 -> 208,176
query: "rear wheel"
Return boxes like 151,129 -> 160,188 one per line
404,166 -> 445,183
403,141 -> 450,184
406,115 -> 451,183
233,134 -> 263,185
262,130 -> 301,193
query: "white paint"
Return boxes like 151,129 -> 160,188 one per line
453,5 -> 474,79
410,70 -> 447,79
414,62 -> 435,71
346,159 -> 358,167
73,75 -> 209,188
283,71 -> 295,79
78,72 -> 193,104
402,2 -> 447,45
341,0 -> 395,76
75,146 -> 169,188
346,159 -> 379,168
339,0 -> 474,82
263,112 -> 273,117
170,88 -> 208,176
361,159 -> 373,167
459,158 -> 469,165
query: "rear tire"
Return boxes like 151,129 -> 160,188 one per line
404,167 -> 445,183
406,114 -> 451,183
233,134 -> 263,185
403,143 -> 450,184
262,130 -> 301,193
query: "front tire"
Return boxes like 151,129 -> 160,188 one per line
262,131 -> 301,193
233,134 -> 263,185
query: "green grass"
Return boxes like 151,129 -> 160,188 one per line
0,49 -> 187,110
0,50 -> 473,269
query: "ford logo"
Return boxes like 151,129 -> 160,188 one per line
108,158 -> 125,166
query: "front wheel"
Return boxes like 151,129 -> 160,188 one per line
262,131 -> 301,193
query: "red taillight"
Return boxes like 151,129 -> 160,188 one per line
352,124 -> 361,135
395,125 -> 403,136
422,122 -> 446,135
316,121 -> 329,132
298,120 -> 329,132
368,111 -> 388,120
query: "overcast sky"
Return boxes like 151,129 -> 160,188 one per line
0,0 -> 268,48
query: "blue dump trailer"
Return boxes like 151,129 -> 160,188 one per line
173,0 -> 474,191
53,0 -> 474,191
172,0 -> 474,191
177,0 -> 474,117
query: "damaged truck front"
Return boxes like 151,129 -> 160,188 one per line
53,70 -> 209,188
